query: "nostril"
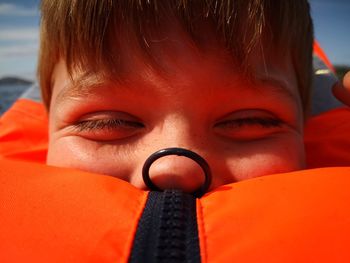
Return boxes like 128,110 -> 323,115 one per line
142,148 -> 211,197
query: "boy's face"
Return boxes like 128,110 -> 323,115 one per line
47,20 -> 305,193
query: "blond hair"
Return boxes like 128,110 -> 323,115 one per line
38,0 -> 313,111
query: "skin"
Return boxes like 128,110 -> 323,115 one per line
333,71 -> 350,107
47,20 -> 305,194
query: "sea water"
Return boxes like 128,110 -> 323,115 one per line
0,84 -> 30,115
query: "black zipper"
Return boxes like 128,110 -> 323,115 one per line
129,190 -> 201,263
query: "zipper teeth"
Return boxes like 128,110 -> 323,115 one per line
157,190 -> 186,261
129,190 -> 200,263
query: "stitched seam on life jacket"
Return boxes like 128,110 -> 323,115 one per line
124,190 -> 150,263
85,189 -> 149,263
128,191 -> 162,262
196,199 -> 208,263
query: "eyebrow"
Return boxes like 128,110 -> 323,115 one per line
54,75 -> 297,108
255,77 -> 298,102
54,78 -> 111,107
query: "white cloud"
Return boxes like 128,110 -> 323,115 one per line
0,27 -> 39,41
0,43 -> 38,57
0,3 -> 39,17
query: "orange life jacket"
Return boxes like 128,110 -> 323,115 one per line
0,98 -> 48,163
1,159 -> 350,262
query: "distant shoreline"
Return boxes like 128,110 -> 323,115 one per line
0,83 -> 31,115
0,77 -> 33,86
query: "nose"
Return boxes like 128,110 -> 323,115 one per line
142,148 -> 211,197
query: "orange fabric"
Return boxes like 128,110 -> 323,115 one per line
313,41 -> 335,73
0,99 -> 48,163
1,159 -> 350,262
199,167 -> 350,263
0,159 -> 147,263
304,107 -> 350,167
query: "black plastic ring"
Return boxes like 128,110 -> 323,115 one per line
142,147 -> 212,198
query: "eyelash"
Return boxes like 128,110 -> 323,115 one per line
216,117 -> 283,129
73,119 -> 144,131
72,117 -> 281,132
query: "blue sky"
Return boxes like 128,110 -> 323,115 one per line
0,0 -> 349,80
0,0 -> 40,80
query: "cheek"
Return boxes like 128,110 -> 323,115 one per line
47,137 -> 135,182
224,135 -> 305,181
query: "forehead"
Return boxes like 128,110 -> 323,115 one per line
50,19 -> 298,108
51,64 -> 298,119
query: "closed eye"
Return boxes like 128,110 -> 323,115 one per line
214,116 -> 285,140
69,118 -> 145,142
215,117 -> 283,129
73,119 -> 145,131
